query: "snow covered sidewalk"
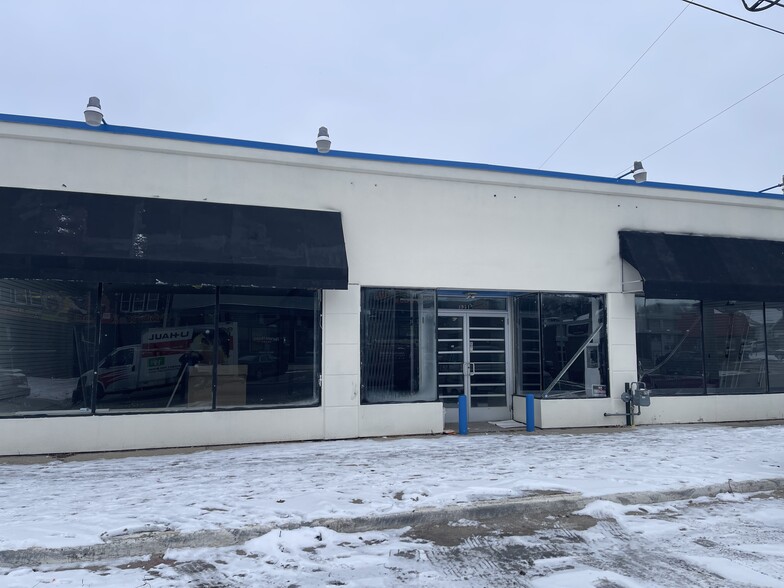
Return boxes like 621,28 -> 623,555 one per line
1,423 -> 782,552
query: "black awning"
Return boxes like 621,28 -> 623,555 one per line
0,187 -> 348,289
619,231 -> 784,301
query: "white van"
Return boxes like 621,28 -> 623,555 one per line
73,323 -> 237,402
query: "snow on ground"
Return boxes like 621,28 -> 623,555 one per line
5,492 -> 784,587
528,492 -> 784,588
27,377 -> 77,401
1,527 -> 436,588
0,424 -> 782,551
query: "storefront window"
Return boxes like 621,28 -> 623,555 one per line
635,298 -> 705,396
0,278 -> 325,416
216,289 -> 321,408
0,279 -> 96,415
361,288 -> 437,403
515,293 -> 542,394
90,285 -> 217,412
539,293 -> 608,398
636,298 -> 784,396
703,301 -> 766,395
765,303 -> 784,392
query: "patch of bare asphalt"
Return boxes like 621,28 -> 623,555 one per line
118,553 -> 178,571
404,509 -> 597,547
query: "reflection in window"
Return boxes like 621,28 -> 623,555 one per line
539,294 -> 608,399
89,285 -> 217,412
361,288 -> 437,403
120,293 -> 132,313
765,303 -> 784,392
146,293 -> 160,312
703,301 -> 766,394
131,293 -> 147,313
14,289 -> 27,305
636,299 -> 705,396
0,279 -> 96,415
438,296 -> 507,311
0,281 -> 324,415
216,290 -> 321,408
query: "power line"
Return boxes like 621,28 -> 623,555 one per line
537,5 -> 690,170
614,71 -> 784,176
742,0 -> 783,12
684,1 -> 784,35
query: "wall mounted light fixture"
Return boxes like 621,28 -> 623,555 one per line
617,161 -> 647,183
83,97 -> 105,126
316,127 -> 331,153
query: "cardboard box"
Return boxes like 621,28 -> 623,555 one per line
187,364 -> 248,407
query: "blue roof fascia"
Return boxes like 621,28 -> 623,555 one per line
0,113 -> 313,155
2,112 -> 782,203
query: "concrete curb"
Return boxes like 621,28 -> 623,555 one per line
317,476 -> 784,533
3,477 -> 783,568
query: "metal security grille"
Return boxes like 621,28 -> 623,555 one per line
363,291 -> 398,392
438,312 -> 509,411
361,289 -> 424,398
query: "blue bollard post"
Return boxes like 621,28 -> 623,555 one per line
526,393 -> 535,432
458,394 -> 468,435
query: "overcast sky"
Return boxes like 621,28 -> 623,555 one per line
2,1 -> 783,192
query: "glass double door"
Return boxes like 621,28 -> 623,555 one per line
438,311 -> 511,422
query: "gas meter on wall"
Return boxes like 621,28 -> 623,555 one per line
623,382 -> 650,407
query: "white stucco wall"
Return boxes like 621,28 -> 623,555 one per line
0,407 -> 326,455
4,122 -> 784,294
2,119 -> 784,452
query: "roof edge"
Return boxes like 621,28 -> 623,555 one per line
1,112 -> 782,203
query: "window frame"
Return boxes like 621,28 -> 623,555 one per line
635,296 -> 784,396
360,287 -> 438,405
0,281 -> 324,418
517,292 -> 610,400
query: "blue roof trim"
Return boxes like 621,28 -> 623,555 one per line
2,113 -> 782,202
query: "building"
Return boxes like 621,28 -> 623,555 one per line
1,113 -> 783,455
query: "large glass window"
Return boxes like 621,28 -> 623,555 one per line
515,293 -> 542,394
361,288 -> 437,403
514,292 -> 609,398
635,298 -> 705,396
92,287 -> 322,411
635,298 -> 784,396
216,289 -> 321,408
703,301 -> 766,395
88,285 -> 217,412
539,293 -> 608,399
0,279 -> 96,415
0,281 -> 324,416
765,303 -> 784,392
